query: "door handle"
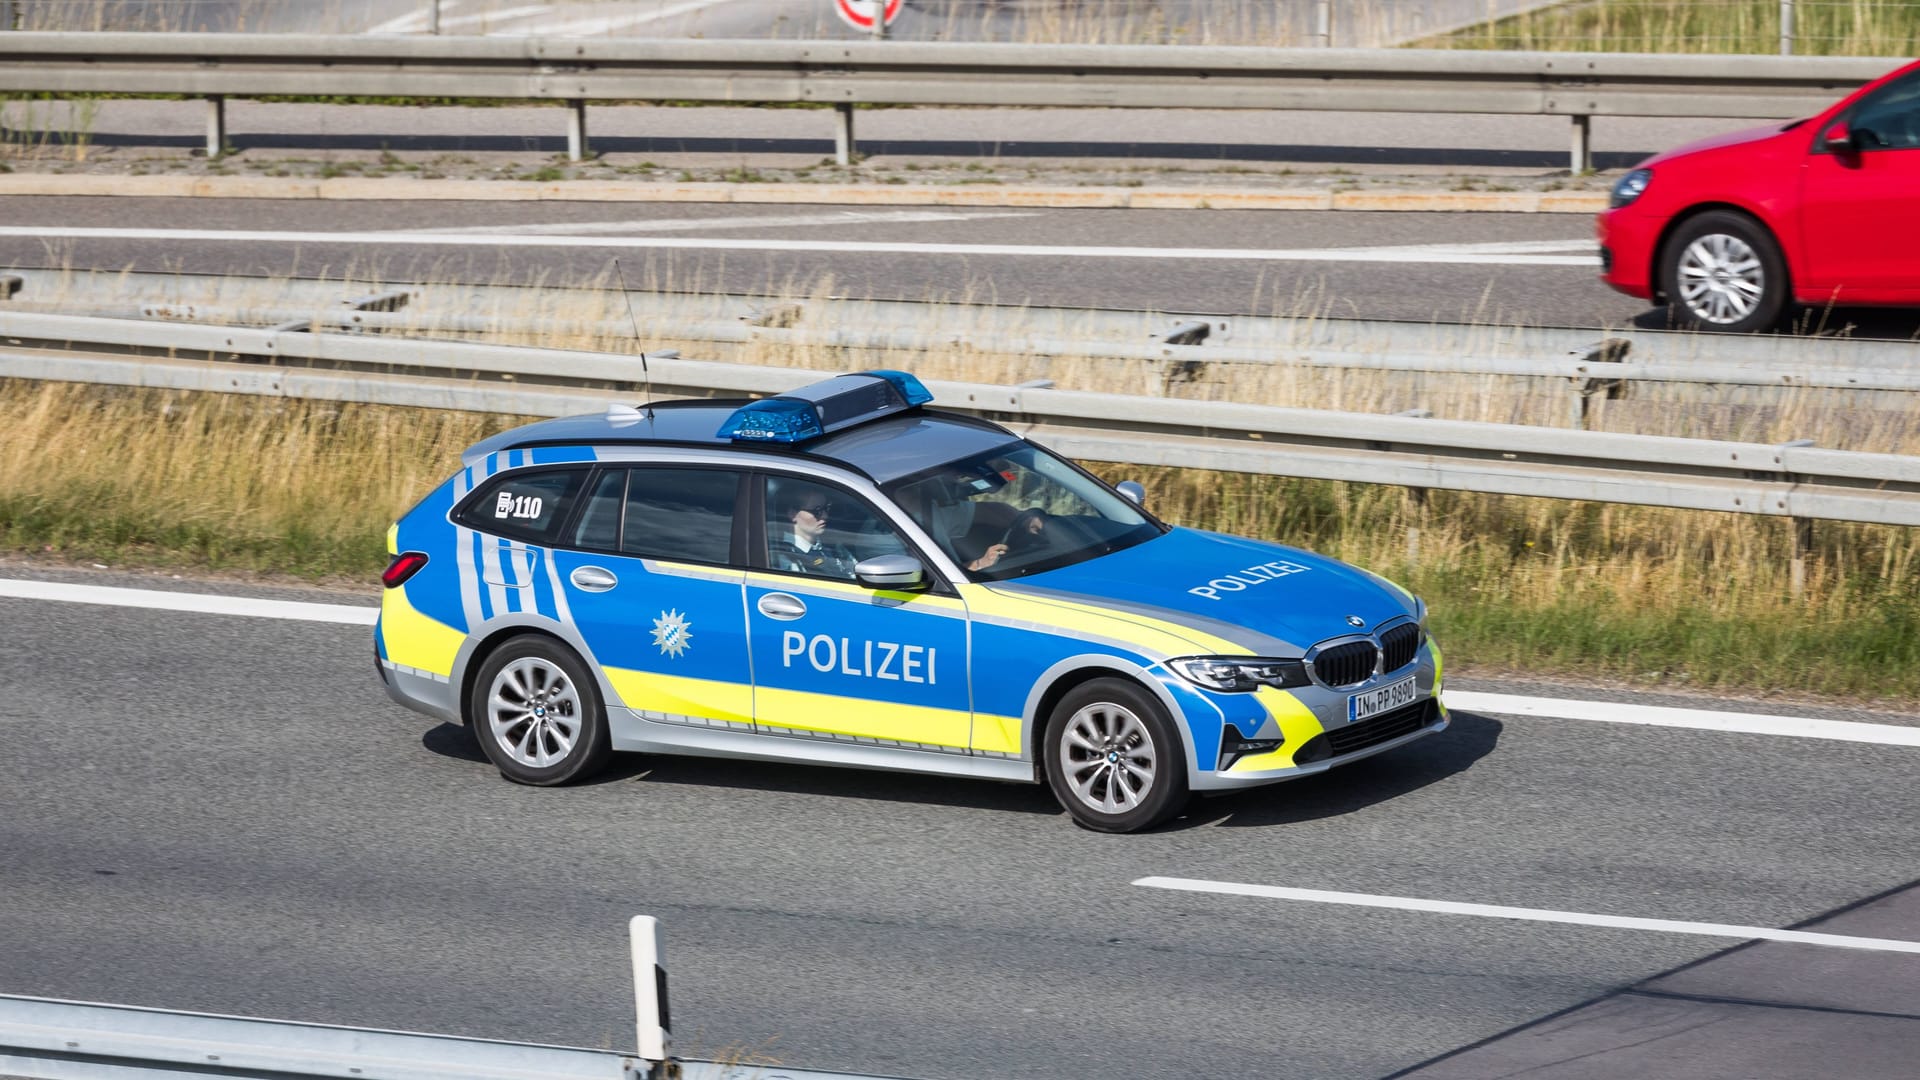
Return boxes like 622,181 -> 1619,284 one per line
757,592 -> 807,620
569,565 -> 618,593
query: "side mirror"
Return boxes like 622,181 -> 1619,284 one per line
854,553 -> 928,591
1115,480 -> 1146,506
1822,121 -> 1855,153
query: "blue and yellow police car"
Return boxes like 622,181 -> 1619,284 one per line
375,370 -> 1445,832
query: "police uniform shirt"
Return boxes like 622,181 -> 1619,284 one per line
778,533 -> 855,577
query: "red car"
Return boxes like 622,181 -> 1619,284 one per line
1597,58 -> 1920,333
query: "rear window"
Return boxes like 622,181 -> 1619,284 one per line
457,469 -> 588,544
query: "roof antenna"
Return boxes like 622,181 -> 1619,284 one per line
612,257 -> 653,420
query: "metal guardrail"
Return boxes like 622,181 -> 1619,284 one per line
0,994 -> 899,1080
2,310 -> 1918,530
9,269 -> 1920,426
0,33 -> 1902,167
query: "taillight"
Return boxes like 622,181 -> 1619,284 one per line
383,551 -> 429,589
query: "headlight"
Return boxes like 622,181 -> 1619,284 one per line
1169,656 -> 1309,693
1609,168 -> 1652,209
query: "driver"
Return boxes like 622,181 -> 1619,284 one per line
905,467 -> 1047,572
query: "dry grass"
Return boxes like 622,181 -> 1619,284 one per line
1421,0 -> 1920,56
3,262 -> 1916,700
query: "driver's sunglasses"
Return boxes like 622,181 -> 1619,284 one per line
800,503 -> 831,518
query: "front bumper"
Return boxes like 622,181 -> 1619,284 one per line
1596,206 -> 1663,300
1191,696 -> 1448,791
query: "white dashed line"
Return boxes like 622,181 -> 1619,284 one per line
1133,878 -> 1920,954
405,209 -> 1041,235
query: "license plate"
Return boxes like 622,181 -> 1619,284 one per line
1349,676 -> 1418,723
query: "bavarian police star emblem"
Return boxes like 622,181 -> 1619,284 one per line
651,609 -> 692,658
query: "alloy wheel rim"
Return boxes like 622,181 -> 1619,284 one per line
1677,233 -> 1764,325
1059,702 -> 1157,814
487,658 -> 581,768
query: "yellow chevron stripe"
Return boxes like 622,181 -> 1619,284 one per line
603,667 -> 753,725
381,586 -> 466,678
754,685 -> 971,748
961,584 -> 1247,659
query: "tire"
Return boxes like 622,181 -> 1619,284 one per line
1044,678 -> 1189,833
468,635 -> 611,786
1659,210 -> 1789,334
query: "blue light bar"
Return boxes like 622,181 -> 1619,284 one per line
862,369 -> 934,407
716,370 -> 935,444
715,398 -> 825,443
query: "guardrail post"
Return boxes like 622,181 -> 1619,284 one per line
834,103 -> 857,165
1776,438 -> 1815,597
1569,114 -> 1591,173
428,0 -> 442,34
206,95 -> 226,159
1780,0 -> 1794,55
630,916 -> 677,1078
1394,409 -> 1433,568
1790,516 -> 1813,598
1313,0 -> 1332,46
566,99 -> 589,161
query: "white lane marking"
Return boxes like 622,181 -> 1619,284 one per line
1447,690 -> 1920,747
537,0 -> 741,33
406,209 -> 1041,235
1133,878 -> 1920,954
0,577 -> 1911,747
0,226 -> 1600,266
366,0 -> 468,33
0,578 -> 376,626
368,2 -> 551,33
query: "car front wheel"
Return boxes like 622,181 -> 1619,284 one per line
1044,678 -> 1188,833
468,635 -> 611,786
1659,210 -> 1789,333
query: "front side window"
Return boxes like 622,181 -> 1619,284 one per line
456,469 -> 588,544
619,467 -> 741,564
759,475 -> 912,581
884,442 -> 1162,580
1847,72 -> 1920,150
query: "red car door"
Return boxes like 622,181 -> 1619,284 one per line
1800,69 -> 1920,304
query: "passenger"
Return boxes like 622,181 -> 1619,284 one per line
771,484 -> 858,578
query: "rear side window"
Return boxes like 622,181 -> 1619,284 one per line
457,469 -> 588,544
621,468 -> 741,564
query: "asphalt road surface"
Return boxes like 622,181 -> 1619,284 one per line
0,569 -> 1915,1079
0,195 -> 1648,328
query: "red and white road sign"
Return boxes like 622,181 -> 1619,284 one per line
835,0 -> 901,32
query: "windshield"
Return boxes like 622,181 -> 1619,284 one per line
884,441 -> 1164,581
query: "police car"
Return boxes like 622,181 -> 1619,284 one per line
375,370 -> 1445,832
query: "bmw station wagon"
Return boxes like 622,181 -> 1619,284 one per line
375,371 -> 1446,832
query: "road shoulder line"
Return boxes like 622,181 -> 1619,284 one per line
0,173 -> 1609,213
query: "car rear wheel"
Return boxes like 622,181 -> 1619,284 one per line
469,635 -> 611,786
1660,211 -> 1789,333
1044,678 -> 1188,833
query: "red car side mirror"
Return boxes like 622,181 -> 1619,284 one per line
1822,121 -> 1856,153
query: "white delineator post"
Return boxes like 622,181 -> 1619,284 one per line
630,916 -> 672,1070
